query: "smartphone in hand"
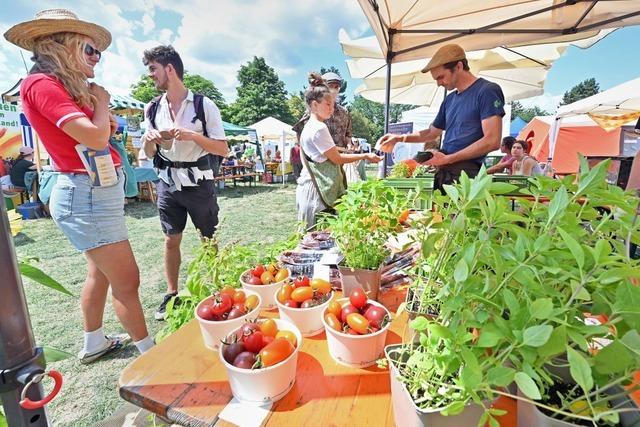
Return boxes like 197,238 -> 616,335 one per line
415,151 -> 434,163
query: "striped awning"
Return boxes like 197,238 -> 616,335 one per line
110,95 -> 146,112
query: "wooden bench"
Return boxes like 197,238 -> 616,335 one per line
214,172 -> 259,188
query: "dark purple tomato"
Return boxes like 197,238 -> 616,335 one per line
223,341 -> 245,364
227,306 -> 247,320
233,351 -> 257,369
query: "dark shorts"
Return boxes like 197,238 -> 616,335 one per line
434,161 -> 482,193
156,179 -> 219,238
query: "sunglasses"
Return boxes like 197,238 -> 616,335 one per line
84,43 -> 101,59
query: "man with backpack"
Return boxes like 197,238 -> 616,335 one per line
140,45 -> 228,320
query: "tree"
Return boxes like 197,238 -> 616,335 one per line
130,72 -> 228,119
349,95 -> 414,142
320,66 -> 347,106
287,93 -> 306,123
227,56 -> 293,126
350,109 -> 376,144
560,78 -> 600,106
511,100 -> 550,123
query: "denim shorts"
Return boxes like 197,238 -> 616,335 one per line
49,169 -> 128,252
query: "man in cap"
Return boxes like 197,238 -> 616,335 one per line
9,146 -> 37,189
293,71 -> 353,151
378,44 -> 505,191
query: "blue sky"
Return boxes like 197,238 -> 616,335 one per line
1,1 -> 638,115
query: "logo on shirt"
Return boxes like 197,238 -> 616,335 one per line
494,100 -> 503,108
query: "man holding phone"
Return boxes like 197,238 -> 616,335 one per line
378,44 -> 504,192
141,45 -> 228,320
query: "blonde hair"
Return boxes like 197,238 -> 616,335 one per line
30,32 -> 94,107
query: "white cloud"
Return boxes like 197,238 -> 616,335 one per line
520,93 -> 563,114
141,13 -> 156,36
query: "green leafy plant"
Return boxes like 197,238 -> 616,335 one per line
393,161 -> 640,426
319,180 -> 408,270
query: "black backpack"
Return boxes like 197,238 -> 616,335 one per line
145,93 -> 222,176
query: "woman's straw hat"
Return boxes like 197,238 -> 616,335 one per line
4,9 -> 111,52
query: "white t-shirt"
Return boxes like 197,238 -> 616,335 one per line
143,90 -> 226,189
300,117 -> 335,163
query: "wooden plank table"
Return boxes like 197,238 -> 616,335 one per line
118,306 -> 520,427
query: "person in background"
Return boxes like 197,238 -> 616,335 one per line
296,72 -> 382,228
9,146 -> 37,188
265,149 -> 273,162
5,8 -> 153,361
487,136 -> 516,174
140,45 -> 228,320
293,71 -> 353,151
511,140 -> 543,176
290,141 -> 302,181
274,147 -> 282,162
377,44 -> 504,192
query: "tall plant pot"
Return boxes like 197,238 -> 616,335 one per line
385,344 -> 486,427
517,386 -> 640,427
338,265 -> 381,300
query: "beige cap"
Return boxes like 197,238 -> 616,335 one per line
421,44 -> 466,73
4,9 -> 111,52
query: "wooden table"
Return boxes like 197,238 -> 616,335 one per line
118,308 -> 519,427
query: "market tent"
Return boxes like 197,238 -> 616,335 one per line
355,1 -> 640,63
223,121 -> 253,137
110,94 -> 146,112
510,116 -> 528,138
517,115 -> 634,174
248,117 -> 295,140
547,77 -> 640,161
341,30 -> 611,106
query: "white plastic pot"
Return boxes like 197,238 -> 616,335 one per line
276,289 -> 333,337
240,268 -> 291,310
194,290 -> 262,350
219,318 -> 302,405
321,298 -> 390,368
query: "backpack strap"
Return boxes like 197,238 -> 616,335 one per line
145,95 -> 163,130
192,94 -> 209,137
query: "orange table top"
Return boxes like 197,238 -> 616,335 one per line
118,307 -> 521,427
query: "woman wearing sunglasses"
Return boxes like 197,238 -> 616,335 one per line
4,9 -> 153,362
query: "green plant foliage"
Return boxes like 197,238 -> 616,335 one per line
319,180 -> 409,270
391,160 -> 640,424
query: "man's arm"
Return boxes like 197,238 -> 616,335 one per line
427,116 -> 502,166
378,125 -> 443,152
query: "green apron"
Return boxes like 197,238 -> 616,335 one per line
300,148 -> 347,208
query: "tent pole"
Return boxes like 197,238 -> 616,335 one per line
380,32 -> 394,179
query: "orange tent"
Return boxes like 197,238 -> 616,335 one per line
517,116 -> 624,175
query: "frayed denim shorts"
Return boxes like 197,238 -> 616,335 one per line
49,169 -> 128,252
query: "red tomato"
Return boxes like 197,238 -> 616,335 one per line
252,265 -> 266,277
340,303 -> 359,323
276,283 -> 293,304
262,335 -> 275,346
349,288 -> 368,309
324,313 -> 342,332
346,328 -> 361,335
196,303 -> 215,321
258,337 -> 295,367
326,301 -> 342,318
211,294 -> 233,316
247,275 -> 262,286
233,290 -> 246,304
243,330 -> 266,353
291,286 -> 313,303
284,299 -> 299,308
363,305 -> 389,329
260,318 -> 278,337
346,313 -> 369,334
227,306 -> 247,319
293,276 -> 310,288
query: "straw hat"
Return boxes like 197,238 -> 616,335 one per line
421,44 -> 466,73
4,9 -> 111,52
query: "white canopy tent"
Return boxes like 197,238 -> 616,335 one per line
341,29 -> 610,106
248,117 -> 297,186
548,77 -> 640,161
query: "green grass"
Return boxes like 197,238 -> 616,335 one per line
11,182 -> 298,426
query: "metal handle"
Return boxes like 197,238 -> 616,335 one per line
19,370 -> 63,410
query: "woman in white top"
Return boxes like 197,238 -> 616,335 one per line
296,73 -> 381,229
511,139 -> 543,176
